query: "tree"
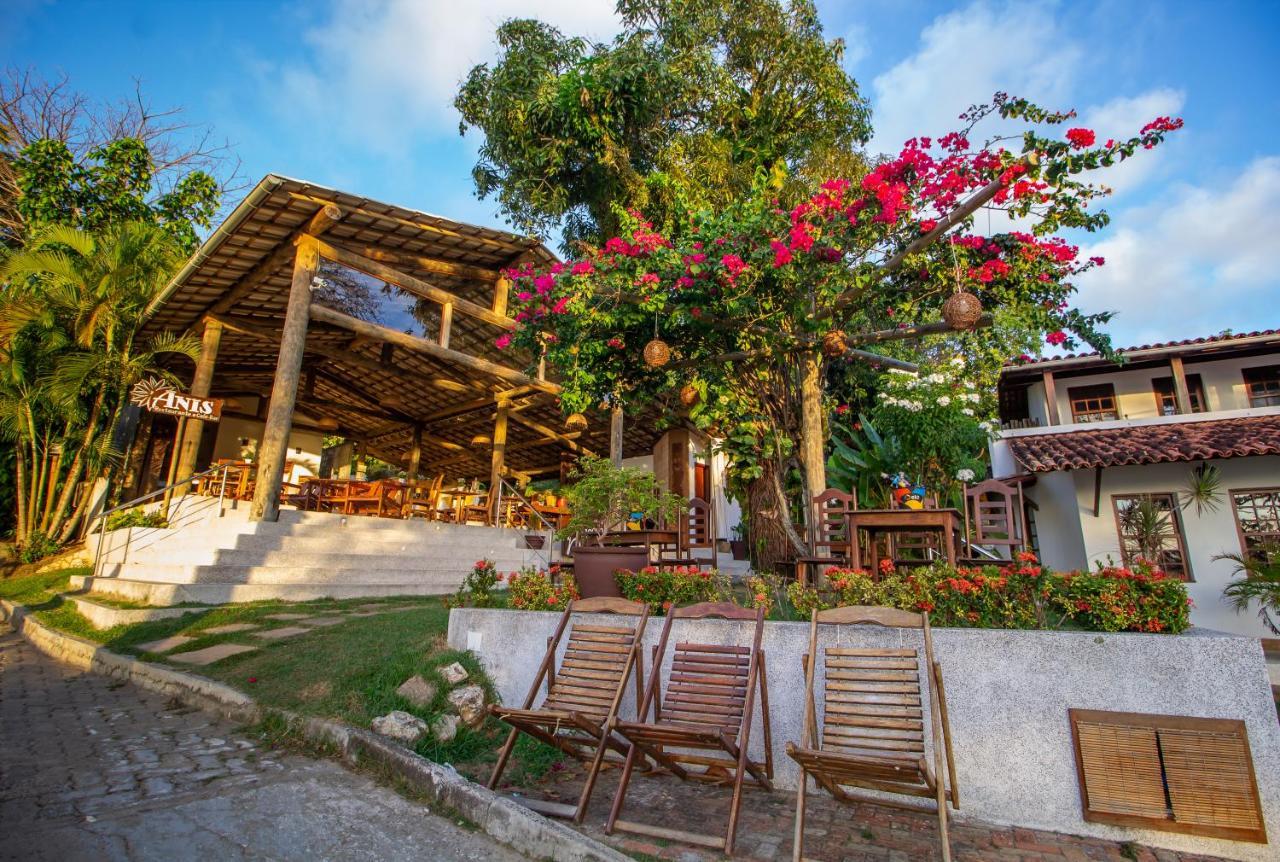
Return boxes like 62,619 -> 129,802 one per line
0,68 -> 237,249
0,222 -> 199,547
496,97 -> 1182,568
456,0 -> 870,251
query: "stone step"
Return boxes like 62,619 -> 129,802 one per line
98,561 -> 480,586
98,547 -> 538,569
75,575 -> 459,606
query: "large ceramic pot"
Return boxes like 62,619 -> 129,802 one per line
571,545 -> 649,598
729,540 -> 749,561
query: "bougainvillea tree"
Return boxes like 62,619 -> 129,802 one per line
497,95 -> 1182,568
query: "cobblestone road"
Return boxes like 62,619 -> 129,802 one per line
0,630 -> 524,861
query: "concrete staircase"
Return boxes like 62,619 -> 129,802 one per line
74,499 -> 549,606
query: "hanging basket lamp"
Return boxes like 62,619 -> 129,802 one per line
679,384 -> 700,407
821,330 -> 848,358
565,412 -> 588,431
942,291 -> 984,330
643,338 -> 671,368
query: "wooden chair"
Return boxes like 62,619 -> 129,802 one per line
488,597 -> 650,824
606,602 -> 772,855
793,489 -> 856,586
787,605 -> 959,862
405,475 -> 444,520
961,478 -> 1025,562
661,497 -> 718,569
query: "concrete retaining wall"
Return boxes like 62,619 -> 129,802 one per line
448,608 -> 1280,861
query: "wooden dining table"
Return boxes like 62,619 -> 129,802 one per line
845,508 -> 965,570
601,528 -> 679,560
529,502 -> 572,531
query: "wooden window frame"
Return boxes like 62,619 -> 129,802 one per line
1111,493 -> 1193,581
1229,486 -> 1280,561
1152,373 -> 1206,415
1068,383 -> 1119,423
1243,365 -> 1280,408
1069,709 -> 1267,843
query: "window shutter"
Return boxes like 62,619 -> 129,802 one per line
1161,727 -> 1266,840
1074,720 -> 1168,819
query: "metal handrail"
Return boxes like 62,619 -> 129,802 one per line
90,464 -> 232,579
496,478 -> 557,570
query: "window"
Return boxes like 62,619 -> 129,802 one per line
1230,487 -> 1280,561
1112,493 -> 1191,580
1069,383 -> 1119,423
1243,365 -> 1280,407
1152,374 -> 1206,415
1070,709 -> 1266,843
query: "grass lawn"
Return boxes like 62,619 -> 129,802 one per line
1,565 -> 559,779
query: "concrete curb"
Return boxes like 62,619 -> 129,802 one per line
0,598 -> 629,862
68,595 -> 207,629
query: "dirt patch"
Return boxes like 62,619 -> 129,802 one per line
298,680 -> 333,701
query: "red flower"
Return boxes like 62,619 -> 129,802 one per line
835,404 -> 850,415
607,337 -> 624,349
770,240 -> 792,268
919,219 -> 938,234
1065,128 -> 1096,149
1045,330 -> 1067,346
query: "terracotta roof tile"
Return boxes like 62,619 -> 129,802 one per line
1006,328 -> 1280,367
1006,415 -> 1280,472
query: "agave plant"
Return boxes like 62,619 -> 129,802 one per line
1181,462 -> 1223,516
827,414 -> 903,509
1215,545 -> 1280,635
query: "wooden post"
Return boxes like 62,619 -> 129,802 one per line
1169,355 -> 1192,414
799,351 -> 826,518
172,318 -> 224,496
1042,370 -> 1061,426
493,272 -> 511,317
610,403 -> 624,467
438,301 -> 453,348
489,401 -> 510,525
355,439 -> 368,480
161,416 -> 187,512
250,238 -> 318,522
408,424 -> 423,481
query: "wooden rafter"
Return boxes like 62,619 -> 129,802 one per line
509,411 -> 597,457
288,192 -> 534,253
347,244 -> 500,283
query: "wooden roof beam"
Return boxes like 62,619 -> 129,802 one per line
336,244 -> 500,283
288,192 -> 534,253
507,411 -> 597,457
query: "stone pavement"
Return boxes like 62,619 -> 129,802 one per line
0,630 -> 524,862
489,757 -> 1234,862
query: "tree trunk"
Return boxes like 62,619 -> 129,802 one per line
14,445 -> 29,543
48,387 -> 105,544
798,350 -> 827,531
745,457 -> 809,573
39,441 -> 64,534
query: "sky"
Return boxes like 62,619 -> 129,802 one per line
5,0 -> 1279,349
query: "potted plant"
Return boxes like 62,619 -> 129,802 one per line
559,456 -> 685,598
729,521 -> 749,561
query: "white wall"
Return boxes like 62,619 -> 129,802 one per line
1033,456 -> 1280,638
211,415 -> 324,484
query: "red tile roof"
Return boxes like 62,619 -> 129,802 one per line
1006,329 -> 1280,367
1006,415 -> 1280,472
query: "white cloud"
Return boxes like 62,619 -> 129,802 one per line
271,0 -> 621,152
868,1 -> 1080,155
1074,156 -> 1280,344
1078,88 -> 1186,197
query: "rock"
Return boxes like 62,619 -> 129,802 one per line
395,675 -> 437,708
446,684 -> 486,727
370,710 -> 428,745
431,713 -> 459,743
440,662 -> 469,685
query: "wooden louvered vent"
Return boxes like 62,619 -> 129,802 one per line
1069,709 -> 1267,843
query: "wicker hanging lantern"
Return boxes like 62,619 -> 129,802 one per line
821,330 -> 848,358
679,384 -> 700,407
643,338 -> 671,368
565,412 -> 588,431
942,291 -> 984,330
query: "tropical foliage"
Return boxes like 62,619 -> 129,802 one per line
1216,546 -> 1280,635
613,564 -> 729,613
557,455 -> 685,544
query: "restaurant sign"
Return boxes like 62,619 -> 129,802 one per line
130,377 -> 223,422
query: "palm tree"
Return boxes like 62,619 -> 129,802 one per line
0,221 -> 199,547
1216,546 -> 1280,635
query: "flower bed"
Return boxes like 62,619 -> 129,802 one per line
788,554 -> 1190,633
613,565 -> 729,614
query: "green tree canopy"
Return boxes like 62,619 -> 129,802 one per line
456,0 -> 870,251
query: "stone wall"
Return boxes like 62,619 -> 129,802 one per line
448,609 -> 1280,861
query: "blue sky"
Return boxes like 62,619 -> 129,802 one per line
6,0 -> 1278,348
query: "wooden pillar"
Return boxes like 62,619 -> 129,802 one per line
1169,355 -> 1192,414
610,403 -> 624,467
489,401 -> 510,525
408,425 -> 423,480
493,273 -> 511,318
1042,370 -> 1061,426
799,351 -> 827,514
250,238 -> 318,522
438,302 -> 453,349
354,439 -> 368,480
172,318 -> 223,496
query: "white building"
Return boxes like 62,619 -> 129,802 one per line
989,329 -> 1280,638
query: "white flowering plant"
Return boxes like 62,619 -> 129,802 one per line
867,359 -> 990,503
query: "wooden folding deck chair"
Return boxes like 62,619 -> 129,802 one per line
606,602 -> 772,855
787,606 -> 959,862
488,596 -> 650,823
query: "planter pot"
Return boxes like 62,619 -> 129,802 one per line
572,545 -> 648,598
524,535 -> 546,550
729,540 -> 748,561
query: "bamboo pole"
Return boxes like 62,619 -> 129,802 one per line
610,403 -> 624,467
250,238 -> 319,522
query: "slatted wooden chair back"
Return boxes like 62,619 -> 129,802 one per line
542,605 -> 648,724
963,478 -> 1024,550
654,602 -> 759,732
680,497 -> 714,551
811,488 -> 856,556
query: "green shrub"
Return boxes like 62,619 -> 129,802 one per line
614,565 -> 728,614
103,508 -> 168,531
19,532 -> 60,563
505,566 -> 579,611
451,559 -> 501,608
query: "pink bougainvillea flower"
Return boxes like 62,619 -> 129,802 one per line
1045,330 -> 1068,346
1065,128 -> 1096,149
770,240 -> 792,268
494,333 -> 512,349
570,259 -> 594,276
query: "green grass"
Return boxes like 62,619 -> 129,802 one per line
0,566 -> 86,606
